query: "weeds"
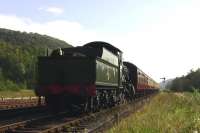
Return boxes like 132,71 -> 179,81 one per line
108,91 -> 200,133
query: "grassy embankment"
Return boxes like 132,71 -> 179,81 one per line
0,89 -> 35,97
108,91 -> 200,133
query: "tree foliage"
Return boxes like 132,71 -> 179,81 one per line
170,69 -> 200,92
0,28 -> 72,91
0,28 -> 72,48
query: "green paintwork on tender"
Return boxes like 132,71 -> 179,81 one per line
95,59 -> 119,87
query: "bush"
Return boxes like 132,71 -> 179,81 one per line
0,79 -> 27,91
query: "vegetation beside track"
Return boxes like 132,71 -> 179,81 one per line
108,91 -> 200,133
0,89 -> 35,97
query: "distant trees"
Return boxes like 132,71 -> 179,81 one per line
169,69 -> 200,92
0,28 -> 72,91
0,41 -> 42,91
0,28 -> 72,48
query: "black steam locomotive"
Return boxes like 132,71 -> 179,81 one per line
35,41 -> 159,112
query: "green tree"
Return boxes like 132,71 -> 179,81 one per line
170,69 -> 200,92
0,28 -> 72,91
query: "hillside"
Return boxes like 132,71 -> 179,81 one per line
0,28 -> 72,91
159,78 -> 173,89
0,28 -> 72,49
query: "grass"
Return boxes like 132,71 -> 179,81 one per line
0,89 -> 36,97
108,91 -> 200,133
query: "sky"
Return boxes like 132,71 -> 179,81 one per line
0,0 -> 200,82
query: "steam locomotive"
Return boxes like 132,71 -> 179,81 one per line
35,41 -> 159,112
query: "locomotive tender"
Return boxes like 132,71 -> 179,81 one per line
36,41 -> 159,111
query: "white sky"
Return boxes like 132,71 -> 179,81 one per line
0,0 -> 200,82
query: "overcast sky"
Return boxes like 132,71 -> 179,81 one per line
0,0 -> 200,82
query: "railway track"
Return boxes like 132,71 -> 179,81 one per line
0,106 -> 48,132
0,93 -> 157,133
0,97 -> 45,110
